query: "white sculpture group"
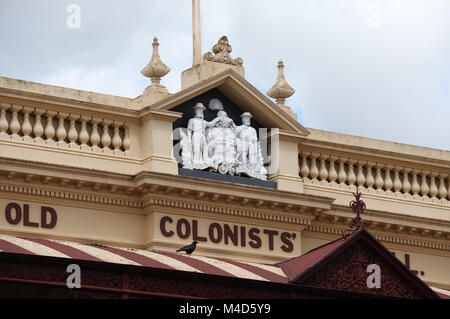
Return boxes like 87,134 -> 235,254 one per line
180,100 -> 267,180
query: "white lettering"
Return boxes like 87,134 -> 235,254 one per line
366,263 -> 381,288
66,4 -> 81,29
66,264 -> 81,288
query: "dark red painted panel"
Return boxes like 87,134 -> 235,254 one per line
94,246 -> 175,270
215,257 -> 287,283
0,239 -> 34,255
157,251 -> 235,278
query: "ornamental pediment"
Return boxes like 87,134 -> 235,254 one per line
144,68 -> 310,137
277,229 -> 439,298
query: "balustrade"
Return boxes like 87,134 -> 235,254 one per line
0,103 -> 129,155
299,151 -> 450,201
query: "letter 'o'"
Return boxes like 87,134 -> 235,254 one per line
177,218 -> 191,239
5,203 -> 22,225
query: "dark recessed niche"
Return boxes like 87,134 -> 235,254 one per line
170,88 -> 264,136
178,168 -> 277,189
172,88 -> 272,185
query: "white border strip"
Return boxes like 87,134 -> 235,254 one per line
239,260 -> 287,278
431,286 -> 450,297
53,240 -> 140,266
190,255 -> 267,281
118,248 -> 202,273
0,235 -> 69,258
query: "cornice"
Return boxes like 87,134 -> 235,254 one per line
2,158 -> 449,249
303,181 -> 450,210
307,199 -> 450,242
0,159 -> 333,226
268,129 -> 307,144
139,109 -> 183,122
303,224 -> 450,253
0,182 -> 315,228
0,88 -> 140,123
135,171 -> 333,208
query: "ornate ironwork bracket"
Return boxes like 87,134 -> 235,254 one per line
343,186 -> 367,239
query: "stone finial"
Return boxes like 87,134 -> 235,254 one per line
267,60 -> 295,106
141,37 -> 170,85
203,36 -> 243,66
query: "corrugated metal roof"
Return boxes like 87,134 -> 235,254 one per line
0,234 -> 287,283
0,233 -> 445,298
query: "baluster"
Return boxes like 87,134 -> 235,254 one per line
420,170 -> 430,197
374,163 -> 384,190
401,168 -> 411,195
429,172 -> 438,198
365,162 -> 375,189
438,174 -> 447,200
56,112 -> 68,147
44,111 -> 57,145
318,155 -> 328,182
448,176 -> 450,201
0,103 -> 11,138
383,165 -> 393,192
22,107 -> 33,142
79,116 -> 90,151
356,160 -> 365,187
90,117 -> 101,152
112,120 -> 123,153
309,153 -> 319,181
337,157 -> 347,184
122,124 -> 130,153
33,109 -> 45,144
299,152 -> 310,180
347,159 -> 356,186
101,119 -> 113,154
10,105 -> 22,140
328,156 -> 338,183
411,169 -> 420,196
392,167 -> 402,194
68,114 -> 80,148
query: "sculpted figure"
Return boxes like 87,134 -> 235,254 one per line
206,110 -> 236,174
235,112 -> 267,180
184,103 -> 219,169
180,100 -> 267,180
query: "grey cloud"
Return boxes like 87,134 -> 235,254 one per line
0,0 -> 448,150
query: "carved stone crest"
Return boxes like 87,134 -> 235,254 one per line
203,36 -> 243,67
179,99 -> 267,180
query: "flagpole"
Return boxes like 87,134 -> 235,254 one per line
192,0 -> 202,66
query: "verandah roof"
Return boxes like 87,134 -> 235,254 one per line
0,232 -> 447,299
0,234 -> 287,283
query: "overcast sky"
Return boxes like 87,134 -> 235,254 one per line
0,0 -> 449,150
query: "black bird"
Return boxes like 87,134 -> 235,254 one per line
176,241 -> 198,255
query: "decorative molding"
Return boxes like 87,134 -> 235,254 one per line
304,180 -> 450,208
1,158 -> 449,253
305,225 -> 450,251
0,182 -> 313,227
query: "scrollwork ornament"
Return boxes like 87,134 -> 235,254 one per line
343,186 -> 367,239
203,36 -> 243,66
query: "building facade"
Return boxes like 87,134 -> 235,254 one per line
0,36 -> 448,298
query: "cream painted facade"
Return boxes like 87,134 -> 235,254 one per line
0,38 -> 449,290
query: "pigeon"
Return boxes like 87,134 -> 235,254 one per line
176,241 -> 198,255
